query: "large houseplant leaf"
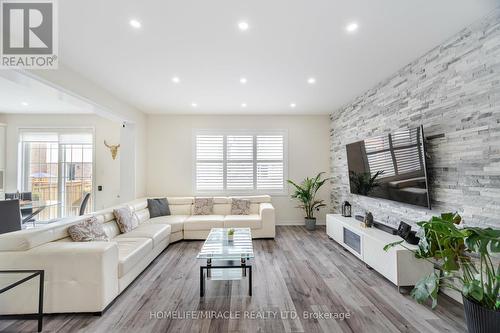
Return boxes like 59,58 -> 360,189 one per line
411,272 -> 440,309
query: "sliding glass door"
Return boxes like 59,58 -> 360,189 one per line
19,130 -> 94,220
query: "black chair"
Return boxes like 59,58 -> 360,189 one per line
19,192 -> 34,224
21,192 -> 32,201
79,193 -> 91,216
5,193 -> 17,200
0,200 -> 22,234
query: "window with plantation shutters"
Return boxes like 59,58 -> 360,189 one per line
195,131 -> 287,193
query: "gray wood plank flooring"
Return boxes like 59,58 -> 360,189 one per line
0,226 -> 466,333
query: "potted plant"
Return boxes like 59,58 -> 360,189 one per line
287,172 -> 330,231
227,228 -> 235,242
384,213 -> 500,333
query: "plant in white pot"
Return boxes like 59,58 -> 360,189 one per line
384,213 -> 500,333
287,172 -> 330,231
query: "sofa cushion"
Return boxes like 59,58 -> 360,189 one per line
146,215 -> 187,233
113,207 -> 139,233
67,216 -> 109,242
184,215 -> 224,231
230,195 -> 271,203
231,199 -> 251,215
114,224 -> 171,247
147,198 -> 170,218
114,238 -> 153,277
193,198 -> 214,215
224,215 -> 262,229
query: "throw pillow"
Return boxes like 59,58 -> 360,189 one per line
193,198 -> 214,215
68,216 -> 109,242
113,206 -> 139,233
147,198 -> 170,218
231,198 -> 251,215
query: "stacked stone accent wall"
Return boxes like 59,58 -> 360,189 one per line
330,9 -> 500,228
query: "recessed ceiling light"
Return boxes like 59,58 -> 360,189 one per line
345,22 -> 359,33
129,19 -> 142,29
290,103 -> 296,108
172,76 -> 180,84
307,77 -> 316,85
191,102 -> 198,108
241,103 -> 247,108
240,77 -> 247,84
238,21 -> 249,31
21,102 -> 29,106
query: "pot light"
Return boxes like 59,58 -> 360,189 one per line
238,21 -> 249,31
345,22 -> 358,33
239,77 -> 247,84
307,77 -> 316,85
290,103 -> 296,108
241,103 -> 247,108
172,76 -> 180,84
21,101 -> 29,106
191,102 -> 198,108
129,19 -> 142,29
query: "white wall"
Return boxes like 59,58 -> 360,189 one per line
146,115 -> 331,225
24,66 -> 147,199
2,114 -> 122,210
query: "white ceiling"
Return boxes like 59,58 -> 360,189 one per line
0,75 -> 93,114
58,0 -> 498,115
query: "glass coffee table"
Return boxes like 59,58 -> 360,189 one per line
197,228 -> 254,297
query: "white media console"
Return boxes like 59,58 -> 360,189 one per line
326,214 -> 434,290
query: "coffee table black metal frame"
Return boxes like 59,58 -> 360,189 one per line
199,258 -> 252,297
0,270 -> 44,332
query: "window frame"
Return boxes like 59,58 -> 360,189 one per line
192,129 -> 288,196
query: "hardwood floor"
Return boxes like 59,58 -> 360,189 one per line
0,226 -> 466,333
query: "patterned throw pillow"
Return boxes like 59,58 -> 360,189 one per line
193,198 -> 214,215
231,198 -> 251,215
68,216 -> 109,242
113,206 -> 139,233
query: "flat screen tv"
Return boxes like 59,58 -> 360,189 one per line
346,126 -> 431,208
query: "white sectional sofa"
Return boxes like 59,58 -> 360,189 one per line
0,195 -> 275,315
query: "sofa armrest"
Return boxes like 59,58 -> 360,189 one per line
0,241 -> 119,314
259,202 -> 276,238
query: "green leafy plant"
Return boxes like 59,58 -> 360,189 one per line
287,172 -> 330,219
227,228 -> 235,236
349,170 -> 384,195
384,213 -> 500,310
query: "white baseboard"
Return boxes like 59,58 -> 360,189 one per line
276,219 -> 326,226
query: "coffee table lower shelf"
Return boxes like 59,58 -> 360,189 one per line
199,259 -> 252,297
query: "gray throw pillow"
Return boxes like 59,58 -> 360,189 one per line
113,206 -> 139,233
147,198 -> 170,218
68,216 -> 109,242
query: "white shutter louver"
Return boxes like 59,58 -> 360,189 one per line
196,135 -> 224,190
227,136 -> 254,190
257,136 -> 284,190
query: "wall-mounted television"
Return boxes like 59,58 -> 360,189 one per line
346,126 -> 431,208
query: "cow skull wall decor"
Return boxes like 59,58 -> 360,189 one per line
104,140 -> 120,160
